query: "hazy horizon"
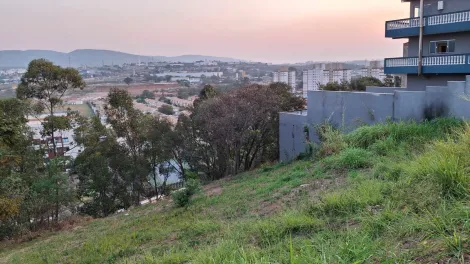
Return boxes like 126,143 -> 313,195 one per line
1,0 -> 409,63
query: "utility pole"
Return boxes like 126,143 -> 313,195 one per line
418,0 -> 424,76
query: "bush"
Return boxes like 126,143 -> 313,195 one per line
316,124 -> 347,158
172,179 -> 201,207
322,148 -> 373,170
158,104 -> 175,115
158,97 -> 171,105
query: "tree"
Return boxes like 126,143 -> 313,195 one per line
394,76 -> 402,87
17,59 -> 85,158
124,77 -> 133,85
165,75 -> 172,82
105,88 -> 149,205
350,76 -> 383,91
142,115 -> 172,198
158,104 -> 174,115
320,77 -> 384,92
193,84 -> 218,108
319,81 -> 349,91
0,99 -> 30,232
74,117 -> 131,217
188,82 -> 306,180
140,90 -> 155,99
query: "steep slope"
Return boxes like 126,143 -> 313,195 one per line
1,119 -> 469,263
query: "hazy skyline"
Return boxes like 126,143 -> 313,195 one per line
0,0 -> 409,63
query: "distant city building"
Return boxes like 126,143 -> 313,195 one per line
28,113 -> 84,159
302,61 -> 386,98
236,70 -> 246,81
273,66 -> 296,92
194,61 -> 218,66
155,72 -> 223,78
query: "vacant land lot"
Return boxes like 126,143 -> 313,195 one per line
1,119 -> 470,263
61,104 -> 94,117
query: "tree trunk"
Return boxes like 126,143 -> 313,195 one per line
152,164 -> 159,201
50,106 -> 57,158
55,186 -> 59,222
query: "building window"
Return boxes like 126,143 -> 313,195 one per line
429,40 -> 455,54
63,137 -> 69,143
413,7 -> 420,18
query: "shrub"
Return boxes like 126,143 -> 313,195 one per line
322,148 -> 373,170
171,179 -> 201,207
158,104 -> 175,115
315,124 -> 347,158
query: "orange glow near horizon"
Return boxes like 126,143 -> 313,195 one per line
0,0 -> 409,63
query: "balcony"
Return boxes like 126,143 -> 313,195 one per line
384,54 -> 470,74
386,10 -> 470,38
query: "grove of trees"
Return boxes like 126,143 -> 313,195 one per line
0,59 -> 305,240
319,75 -> 400,91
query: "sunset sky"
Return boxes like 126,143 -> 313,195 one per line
0,0 -> 409,63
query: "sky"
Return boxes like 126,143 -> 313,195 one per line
0,0 -> 409,63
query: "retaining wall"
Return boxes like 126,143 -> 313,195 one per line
279,76 -> 470,161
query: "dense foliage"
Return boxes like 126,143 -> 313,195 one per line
319,75 -> 398,91
1,59 -> 306,240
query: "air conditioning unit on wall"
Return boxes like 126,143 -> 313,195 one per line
438,1 -> 444,11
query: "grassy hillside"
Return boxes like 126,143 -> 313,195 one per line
1,119 -> 470,263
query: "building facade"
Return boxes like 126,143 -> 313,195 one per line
28,113 -> 84,159
385,0 -> 470,90
273,67 -> 296,92
302,61 -> 386,97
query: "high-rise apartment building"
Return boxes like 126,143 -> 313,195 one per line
303,60 -> 387,97
273,67 -> 296,92
302,69 -> 325,97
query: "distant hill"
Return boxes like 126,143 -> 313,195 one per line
0,49 -> 243,68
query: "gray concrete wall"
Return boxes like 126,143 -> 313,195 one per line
280,76 -> 470,161
279,111 -> 308,162
407,74 -> 467,91
394,91 -> 426,121
366,87 -> 405,93
307,91 -> 394,131
409,0 -> 470,17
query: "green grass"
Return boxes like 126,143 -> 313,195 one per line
1,118 -> 470,263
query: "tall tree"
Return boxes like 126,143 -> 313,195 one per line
190,83 -> 306,180
105,88 -> 148,205
74,116 -> 131,217
17,59 -> 85,158
142,115 -> 172,198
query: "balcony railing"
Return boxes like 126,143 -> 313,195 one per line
386,9 -> 470,38
386,18 -> 421,30
384,54 -> 470,74
428,11 -> 470,26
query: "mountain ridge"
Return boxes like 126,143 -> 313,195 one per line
0,49 -> 243,68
